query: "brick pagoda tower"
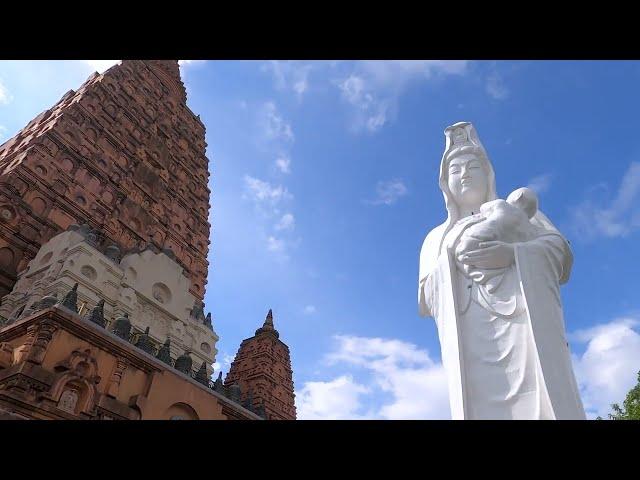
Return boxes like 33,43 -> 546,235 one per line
225,310 -> 296,420
0,61 -> 211,299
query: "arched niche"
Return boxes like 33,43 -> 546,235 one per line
164,402 -> 200,420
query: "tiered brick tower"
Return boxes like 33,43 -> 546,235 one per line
0,60 -> 211,300
225,310 -> 296,420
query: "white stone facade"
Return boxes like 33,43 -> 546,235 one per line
0,227 -> 218,375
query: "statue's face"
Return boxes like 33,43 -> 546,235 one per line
447,153 -> 488,209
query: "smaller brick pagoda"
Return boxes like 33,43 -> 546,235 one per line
225,310 -> 296,420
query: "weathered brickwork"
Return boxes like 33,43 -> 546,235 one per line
0,61 -> 211,300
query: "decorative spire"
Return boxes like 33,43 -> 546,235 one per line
195,361 -> 209,385
174,351 -> 193,375
255,308 -> 279,338
112,313 -> 131,340
204,312 -> 212,330
213,372 -> 225,394
57,283 -> 78,313
156,337 -> 172,365
85,299 -> 106,328
34,293 -> 58,313
134,326 -> 155,355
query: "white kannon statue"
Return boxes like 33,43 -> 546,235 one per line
418,122 -> 586,420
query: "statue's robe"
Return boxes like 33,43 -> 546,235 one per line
418,212 -> 585,419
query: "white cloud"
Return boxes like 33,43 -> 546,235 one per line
486,72 -> 509,100
336,61 -> 468,133
262,61 -> 314,100
303,305 -> 317,315
267,236 -> 285,253
296,375 -> 371,420
571,162 -> 640,239
0,79 -> 13,105
298,335 -> 450,419
261,101 -> 294,143
178,60 -> 206,67
526,173 -> 553,195
243,175 -> 292,207
243,176 -> 296,256
83,60 -> 121,73
367,179 -> 408,205
275,155 -> 291,174
571,317 -> 640,419
0,125 -> 7,141
275,213 -> 295,231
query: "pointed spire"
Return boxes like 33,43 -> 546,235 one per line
34,293 -> 58,313
134,326 -> 155,354
156,337 -> 172,365
85,299 -> 106,328
213,371 -> 225,394
255,308 -> 279,338
195,361 -> 209,385
112,313 -> 131,340
57,283 -> 78,313
204,312 -> 212,330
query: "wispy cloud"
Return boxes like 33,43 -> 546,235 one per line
262,61 -> 314,100
275,213 -> 295,231
0,125 -> 7,141
243,175 -> 292,208
366,179 -> 408,206
303,305 -> 317,315
526,173 -> 553,195
296,335 -> 450,419
275,155 -> 291,174
0,79 -> 13,105
261,101 -> 294,143
486,72 -> 509,100
571,317 -> 640,419
335,61 -> 468,133
570,162 -> 640,239
242,176 -> 296,256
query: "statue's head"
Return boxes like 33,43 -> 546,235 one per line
439,122 -> 497,219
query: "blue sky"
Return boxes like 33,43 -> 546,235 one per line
1,60 -> 640,419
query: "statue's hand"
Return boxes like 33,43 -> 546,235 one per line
459,241 -> 515,269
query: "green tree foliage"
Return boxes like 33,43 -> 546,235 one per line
606,370 -> 640,420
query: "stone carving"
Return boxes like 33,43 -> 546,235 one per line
174,351 -> 192,375
195,361 -> 209,385
156,337 -> 172,365
134,326 -> 155,355
84,299 -> 106,328
57,283 -> 79,313
24,320 -> 58,365
58,389 -> 79,413
112,313 -> 131,339
417,122 -> 585,420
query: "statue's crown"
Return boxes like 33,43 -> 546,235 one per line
443,122 -> 486,159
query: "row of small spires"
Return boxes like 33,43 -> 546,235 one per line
6,283 -> 265,419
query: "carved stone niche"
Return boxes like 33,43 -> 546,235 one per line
47,349 -> 101,417
0,342 -> 14,369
